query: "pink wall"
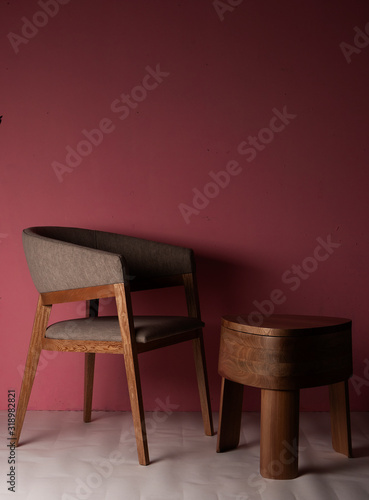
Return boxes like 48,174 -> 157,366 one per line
1,0 -> 369,412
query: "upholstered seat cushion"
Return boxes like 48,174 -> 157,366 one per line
45,316 -> 204,344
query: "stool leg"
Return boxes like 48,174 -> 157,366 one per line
329,380 -> 352,457
260,389 -> 300,480
216,377 -> 244,452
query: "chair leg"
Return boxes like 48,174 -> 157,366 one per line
123,350 -> 149,465
115,282 -> 149,465
329,380 -> 352,457
216,377 -> 244,452
83,353 -> 95,423
14,297 -> 51,446
193,335 -> 214,436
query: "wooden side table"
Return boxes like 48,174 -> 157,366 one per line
216,314 -> 353,479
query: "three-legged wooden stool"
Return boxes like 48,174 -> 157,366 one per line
216,314 -> 353,479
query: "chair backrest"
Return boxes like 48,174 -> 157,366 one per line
23,227 -> 195,294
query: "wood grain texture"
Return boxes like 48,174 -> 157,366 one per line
192,336 -> 214,436
115,283 -> 149,465
83,300 -> 98,423
219,325 -> 352,390
42,338 -> 124,353
41,284 -> 116,305
14,296 -> 51,446
222,314 -> 352,337
217,314 -> 353,479
216,377 -> 243,452
83,353 -> 95,423
329,380 -> 352,457
260,389 -> 300,479
183,272 -> 214,436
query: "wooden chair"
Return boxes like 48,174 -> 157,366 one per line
15,226 -> 214,465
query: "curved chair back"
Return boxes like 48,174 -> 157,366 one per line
23,226 -> 195,293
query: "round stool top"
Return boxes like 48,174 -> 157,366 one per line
222,314 -> 351,337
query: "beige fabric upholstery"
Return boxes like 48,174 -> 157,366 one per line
22,227 -> 195,293
23,231 -> 124,293
46,316 -> 204,343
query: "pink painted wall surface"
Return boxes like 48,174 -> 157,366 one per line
1,0 -> 369,412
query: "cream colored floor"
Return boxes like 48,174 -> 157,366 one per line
1,411 -> 368,500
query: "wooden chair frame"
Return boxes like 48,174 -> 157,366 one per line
15,271 -> 214,465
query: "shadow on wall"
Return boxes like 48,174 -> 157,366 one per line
195,252 -> 265,323
195,252 -> 263,411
